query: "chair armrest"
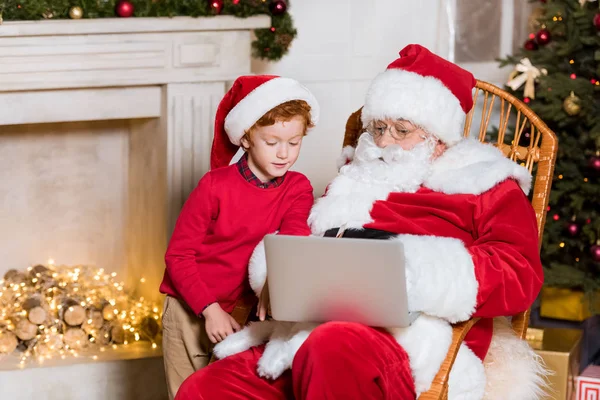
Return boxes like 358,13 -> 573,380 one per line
511,309 -> 530,340
230,293 -> 259,327
417,318 -> 480,400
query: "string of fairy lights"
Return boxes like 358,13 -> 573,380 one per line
0,260 -> 161,366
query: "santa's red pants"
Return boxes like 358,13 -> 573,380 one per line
175,322 -> 416,400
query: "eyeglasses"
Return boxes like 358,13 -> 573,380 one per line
365,120 -> 427,142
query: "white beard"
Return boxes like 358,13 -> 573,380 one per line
308,133 -> 435,236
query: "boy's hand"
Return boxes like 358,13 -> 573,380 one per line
202,303 -> 241,343
257,281 -> 271,321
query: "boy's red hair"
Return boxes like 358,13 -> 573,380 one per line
241,100 -> 315,148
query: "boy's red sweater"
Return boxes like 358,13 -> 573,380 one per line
159,164 -> 314,315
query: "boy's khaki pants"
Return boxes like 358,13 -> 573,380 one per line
162,295 -> 214,400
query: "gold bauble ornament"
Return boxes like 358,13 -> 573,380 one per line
69,6 -> 84,19
563,92 -> 581,116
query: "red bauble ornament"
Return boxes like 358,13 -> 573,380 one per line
524,39 -> 538,51
518,127 -> 532,146
536,28 -> 551,46
567,223 -> 580,236
593,13 -> 600,30
115,1 -> 134,17
210,0 -> 223,14
553,214 -> 560,221
590,155 -> 600,172
591,244 -> 600,262
269,0 -> 287,15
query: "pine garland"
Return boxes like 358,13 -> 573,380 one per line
0,0 -> 296,61
499,0 -> 600,298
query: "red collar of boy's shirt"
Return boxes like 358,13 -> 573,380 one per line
236,153 -> 285,189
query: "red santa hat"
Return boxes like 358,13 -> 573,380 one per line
210,75 -> 320,170
362,44 -> 476,146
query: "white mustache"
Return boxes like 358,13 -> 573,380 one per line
353,133 -> 435,165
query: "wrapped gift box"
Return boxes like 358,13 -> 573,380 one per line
540,287 -> 600,322
527,327 -> 582,400
580,315 -> 600,369
576,365 -> 600,399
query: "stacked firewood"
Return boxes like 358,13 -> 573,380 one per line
0,264 -> 161,364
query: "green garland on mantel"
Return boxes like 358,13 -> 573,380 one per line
0,0 -> 296,61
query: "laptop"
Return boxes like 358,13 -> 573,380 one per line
264,234 -> 419,328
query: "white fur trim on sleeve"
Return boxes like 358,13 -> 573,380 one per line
256,322 -> 317,379
249,238 -> 267,296
388,315 -> 453,396
393,234 -> 478,323
448,344 -> 486,400
336,146 -> 355,170
213,320 -> 277,359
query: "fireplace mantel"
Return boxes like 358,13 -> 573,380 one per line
0,16 -> 270,303
0,16 -> 270,92
0,15 -> 270,37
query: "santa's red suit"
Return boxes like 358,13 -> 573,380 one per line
175,44 -> 548,400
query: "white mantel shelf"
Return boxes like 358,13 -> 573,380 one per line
0,15 -> 270,92
0,15 -> 270,37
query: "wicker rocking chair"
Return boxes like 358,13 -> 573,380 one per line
211,80 -> 558,400
342,80 -> 558,399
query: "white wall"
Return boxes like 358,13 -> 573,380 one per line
252,0 -> 444,196
252,0 -> 518,196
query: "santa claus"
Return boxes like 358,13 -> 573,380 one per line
175,44 -> 548,400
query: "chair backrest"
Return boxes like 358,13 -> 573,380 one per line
343,80 -> 558,338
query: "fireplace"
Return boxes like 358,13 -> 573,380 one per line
0,15 -> 269,395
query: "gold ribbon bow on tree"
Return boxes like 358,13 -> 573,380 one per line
507,58 -> 547,99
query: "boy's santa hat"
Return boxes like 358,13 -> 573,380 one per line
211,75 -> 320,170
362,44 -> 476,146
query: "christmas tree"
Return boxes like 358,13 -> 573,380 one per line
500,0 -> 600,301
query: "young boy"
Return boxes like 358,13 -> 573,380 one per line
159,75 -> 319,399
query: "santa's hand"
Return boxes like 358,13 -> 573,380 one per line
257,281 -> 271,321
